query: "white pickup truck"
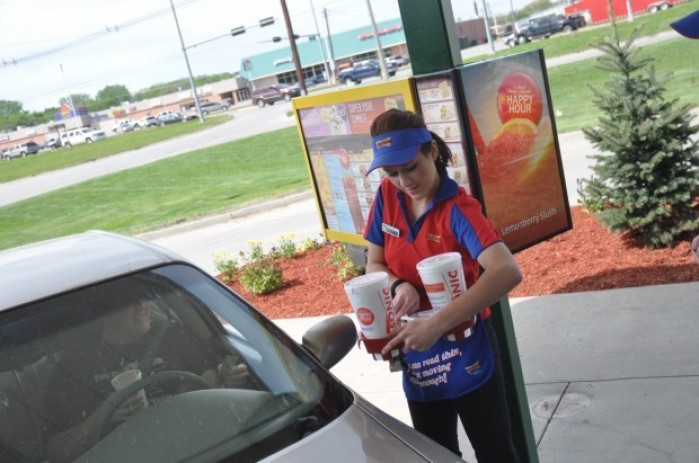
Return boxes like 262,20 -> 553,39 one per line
59,127 -> 107,147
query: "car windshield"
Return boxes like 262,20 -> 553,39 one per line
0,264 -> 352,462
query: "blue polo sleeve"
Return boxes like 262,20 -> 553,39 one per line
363,185 -> 385,247
450,201 -> 501,260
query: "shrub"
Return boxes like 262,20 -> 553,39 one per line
212,252 -> 239,283
245,240 -> 265,262
239,256 -> 284,295
328,244 -> 365,280
581,31 -> 699,248
273,233 -> 298,259
301,235 -> 325,252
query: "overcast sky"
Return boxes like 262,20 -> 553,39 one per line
0,0 -> 529,112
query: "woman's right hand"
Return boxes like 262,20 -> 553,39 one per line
391,282 -> 420,319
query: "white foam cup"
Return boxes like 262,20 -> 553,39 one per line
111,369 -> 148,408
416,252 -> 467,310
344,272 -> 397,340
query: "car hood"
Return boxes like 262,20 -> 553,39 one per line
262,394 -> 463,462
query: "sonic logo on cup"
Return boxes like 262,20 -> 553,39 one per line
448,270 -> 463,298
356,308 -> 375,326
382,287 -> 397,333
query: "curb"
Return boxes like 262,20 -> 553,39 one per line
137,189 -> 314,240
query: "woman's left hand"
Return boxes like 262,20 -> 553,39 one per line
391,282 -> 420,319
381,318 -> 441,356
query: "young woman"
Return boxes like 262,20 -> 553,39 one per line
363,108 -> 522,462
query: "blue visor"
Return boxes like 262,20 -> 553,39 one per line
671,10 -> 699,39
367,128 -> 433,175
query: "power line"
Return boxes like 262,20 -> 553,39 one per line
0,0 -> 198,69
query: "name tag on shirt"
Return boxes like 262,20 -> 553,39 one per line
382,223 -> 400,237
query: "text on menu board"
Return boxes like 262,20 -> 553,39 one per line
298,95 -> 407,235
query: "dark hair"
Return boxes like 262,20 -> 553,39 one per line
370,108 -> 451,176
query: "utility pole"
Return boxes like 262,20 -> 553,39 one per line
309,0 -> 331,84
169,0 -> 203,122
625,0 -> 635,22
479,0 -> 496,53
365,0 -> 389,80
280,0 -> 307,95
322,8 -> 337,84
490,2 -> 499,35
59,64 -> 77,119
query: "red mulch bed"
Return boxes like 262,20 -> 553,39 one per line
224,206 -> 699,319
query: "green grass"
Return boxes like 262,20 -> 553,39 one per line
548,37 -> 699,133
0,116 -> 231,183
464,0 -> 698,63
0,127 -> 307,250
2,11 -> 698,251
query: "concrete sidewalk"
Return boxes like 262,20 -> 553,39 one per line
275,281 -> 699,462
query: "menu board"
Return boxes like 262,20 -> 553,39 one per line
293,80 -> 417,245
414,74 -> 471,193
459,50 -> 571,252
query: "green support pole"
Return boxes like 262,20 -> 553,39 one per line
397,0 -> 462,75
491,296 -> 539,463
397,1 -> 539,461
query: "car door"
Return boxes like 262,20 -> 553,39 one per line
355,62 -> 372,79
528,18 -> 546,37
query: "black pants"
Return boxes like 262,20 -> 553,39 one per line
407,323 -> 520,462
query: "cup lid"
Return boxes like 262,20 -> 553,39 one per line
416,252 -> 462,269
344,271 -> 388,290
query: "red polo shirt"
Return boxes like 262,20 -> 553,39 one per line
364,175 -> 501,317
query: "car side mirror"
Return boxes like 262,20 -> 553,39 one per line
302,315 -> 357,369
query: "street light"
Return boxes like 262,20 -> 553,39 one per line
169,0 -> 204,123
174,15 -> 275,117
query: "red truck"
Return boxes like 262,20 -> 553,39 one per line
564,0 -> 684,24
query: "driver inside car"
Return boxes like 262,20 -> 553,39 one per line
44,289 -> 253,463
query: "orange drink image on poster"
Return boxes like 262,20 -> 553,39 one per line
470,69 -> 568,250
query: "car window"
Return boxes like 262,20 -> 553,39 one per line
0,263 -> 351,462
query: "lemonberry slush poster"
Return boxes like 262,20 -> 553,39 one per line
459,50 -> 572,252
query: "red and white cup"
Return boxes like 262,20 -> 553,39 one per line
344,272 -> 397,339
344,272 -> 399,360
416,252 -> 476,341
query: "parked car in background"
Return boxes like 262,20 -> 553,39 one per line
184,98 -> 232,119
567,13 -> 586,28
41,137 -> 61,151
251,85 -> 302,108
60,127 -> 107,147
199,98 -> 231,116
156,111 -> 183,125
137,116 -> 159,129
337,59 -> 397,84
303,75 -> 327,88
0,231 -> 462,463
386,55 -> 410,67
112,120 -> 138,133
504,14 -> 579,46
2,141 -> 40,160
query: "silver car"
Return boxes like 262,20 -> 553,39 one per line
0,231 -> 462,462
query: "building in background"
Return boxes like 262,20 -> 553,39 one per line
240,18 -> 409,89
0,17 -> 488,151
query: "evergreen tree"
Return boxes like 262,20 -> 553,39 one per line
581,31 -> 699,249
